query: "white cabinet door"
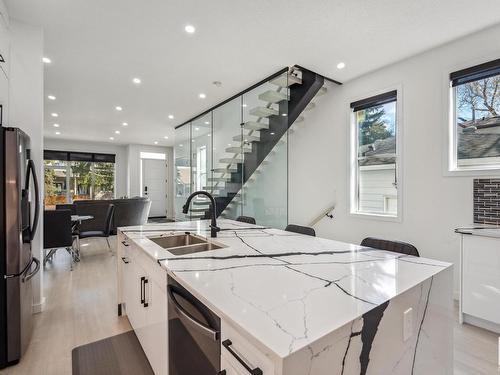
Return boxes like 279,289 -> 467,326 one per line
122,256 -> 145,330
462,235 -> 500,325
142,279 -> 168,375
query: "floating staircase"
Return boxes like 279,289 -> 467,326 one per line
180,66 -> 336,220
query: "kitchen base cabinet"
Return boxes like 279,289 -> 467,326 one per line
460,234 -> 500,333
117,235 -> 168,375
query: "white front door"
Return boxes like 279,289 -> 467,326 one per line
142,158 -> 167,217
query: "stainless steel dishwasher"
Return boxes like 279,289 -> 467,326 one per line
168,276 -> 222,375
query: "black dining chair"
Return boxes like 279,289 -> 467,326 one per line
285,224 -> 316,237
236,216 -> 256,225
360,237 -> 420,257
78,204 -> 115,254
43,209 -> 78,270
55,203 -> 77,215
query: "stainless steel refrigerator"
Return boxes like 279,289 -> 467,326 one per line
0,127 -> 40,368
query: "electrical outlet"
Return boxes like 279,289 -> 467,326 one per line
403,308 -> 413,342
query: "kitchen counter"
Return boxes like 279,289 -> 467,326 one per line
455,224 -> 500,239
119,219 -> 454,374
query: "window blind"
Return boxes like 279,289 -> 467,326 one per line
44,150 -> 115,163
350,90 -> 397,112
450,58 -> 500,87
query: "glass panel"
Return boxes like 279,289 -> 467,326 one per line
174,123 -> 191,220
70,161 -> 92,201
190,114 -> 213,219
92,162 -> 115,199
44,160 -> 68,208
240,72 -> 289,228
355,100 -> 397,215
212,97 -> 243,219
455,74 -> 500,167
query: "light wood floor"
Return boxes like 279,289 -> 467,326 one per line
1,238 -> 498,374
0,237 -> 131,375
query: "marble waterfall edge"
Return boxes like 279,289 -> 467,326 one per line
282,267 -> 453,375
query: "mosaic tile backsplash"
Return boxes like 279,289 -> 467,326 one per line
473,178 -> 500,225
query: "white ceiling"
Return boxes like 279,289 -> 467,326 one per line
5,0 -> 500,146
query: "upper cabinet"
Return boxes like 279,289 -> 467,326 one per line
0,1 -> 10,78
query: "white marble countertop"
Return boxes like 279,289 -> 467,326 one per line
455,224 -> 500,238
119,219 -> 452,360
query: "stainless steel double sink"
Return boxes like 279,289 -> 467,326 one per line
148,233 -> 225,255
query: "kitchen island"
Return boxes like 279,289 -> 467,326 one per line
117,219 -> 453,375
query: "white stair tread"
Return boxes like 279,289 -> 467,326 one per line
190,207 -> 208,213
208,177 -> 231,182
232,134 -> 260,142
258,90 -> 289,103
243,121 -> 269,130
270,74 -> 302,87
219,157 -> 243,163
305,102 -> 316,111
225,146 -> 252,154
249,107 -> 278,118
212,167 -> 237,173
315,86 -> 327,97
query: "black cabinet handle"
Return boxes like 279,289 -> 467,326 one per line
140,277 -> 145,305
143,278 -> 149,307
121,257 -> 129,264
122,240 -> 130,247
218,371 -> 227,375
222,339 -> 263,375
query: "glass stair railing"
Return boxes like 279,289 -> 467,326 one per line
174,66 -> 338,228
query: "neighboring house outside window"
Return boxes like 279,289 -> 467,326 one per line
450,58 -> 500,171
44,150 -> 115,208
350,90 -> 399,218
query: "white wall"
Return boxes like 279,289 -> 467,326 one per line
289,23 -> 500,296
126,144 -> 173,218
44,138 -> 128,198
8,19 -> 45,312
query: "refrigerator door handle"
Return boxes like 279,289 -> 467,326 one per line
22,257 -> 40,283
25,159 -> 40,240
4,257 -> 33,279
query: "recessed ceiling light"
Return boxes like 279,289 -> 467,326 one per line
53,123 -> 60,128
42,57 -> 52,64
336,62 -> 346,70
198,93 -> 206,99
184,24 -> 196,34
192,140 -> 195,142
132,77 -> 141,84
122,122 -> 128,126
282,113 -> 287,116
154,141 -> 158,145
47,95 -> 56,100
109,137 -> 114,140
51,113 -> 58,117
195,127 -> 199,131
270,132 -> 275,135
242,104 -> 247,107
207,134 -> 211,137
179,144 -> 183,147
115,130 -> 120,134
164,136 -> 169,139
204,121 -> 210,125
168,114 -> 174,120
115,106 -> 122,111
227,143 -> 231,146
55,131 -> 61,135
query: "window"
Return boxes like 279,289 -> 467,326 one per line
350,90 -> 399,217
43,150 -> 115,208
450,58 -> 500,170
